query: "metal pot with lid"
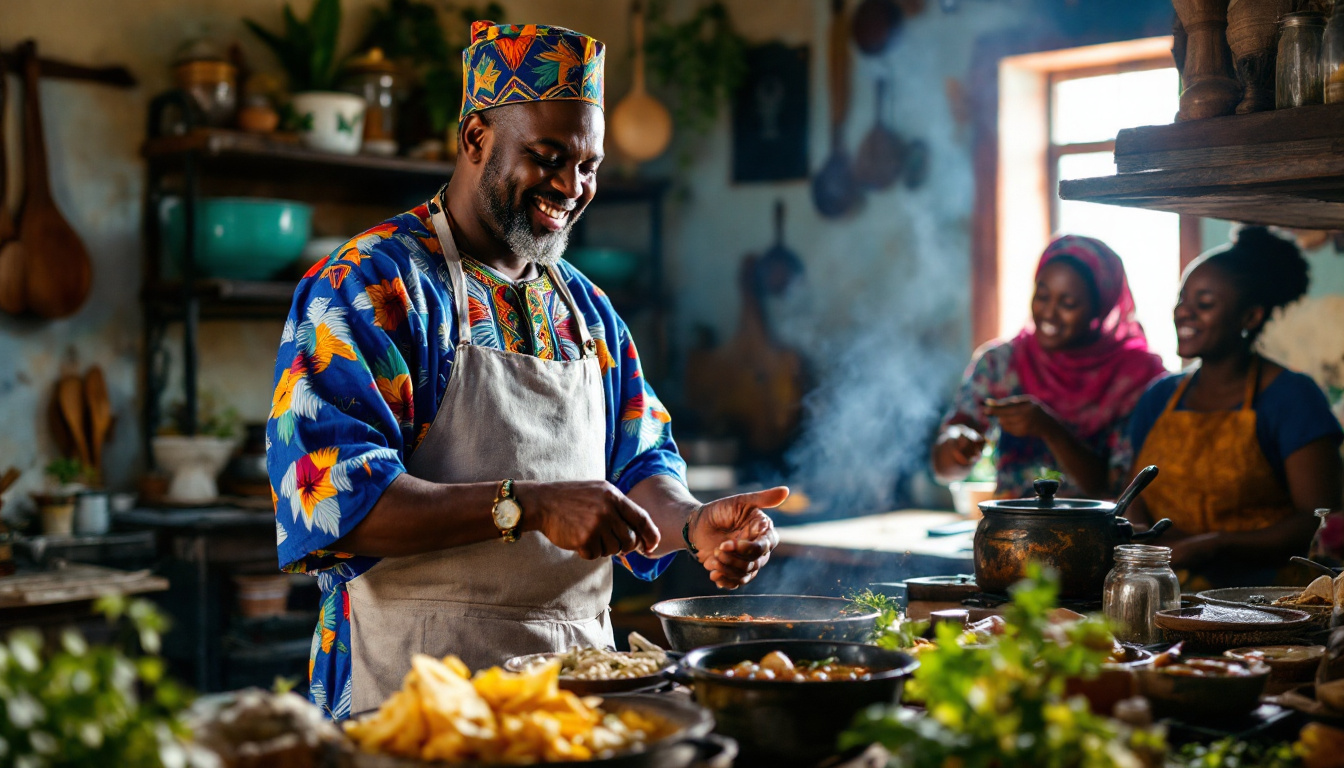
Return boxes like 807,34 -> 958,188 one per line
972,467 -> 1171,599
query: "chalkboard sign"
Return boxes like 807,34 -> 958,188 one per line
732,43 -> 810,183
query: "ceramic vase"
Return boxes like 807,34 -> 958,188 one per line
1173,0 -> 1243,120
1228,0 -> 1294,113
291,91 -> 366,155
153,435 -> 238,504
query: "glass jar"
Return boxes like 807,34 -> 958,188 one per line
1103,544 -> 1181,644
1326,5 -> 1344,102
1278,12 -> 1327,108
344,48 -> 399,157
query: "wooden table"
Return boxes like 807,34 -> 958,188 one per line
775,510 -> 975,568
0,563 -> 169,639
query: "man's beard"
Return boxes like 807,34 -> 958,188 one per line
477,150 -> 575,267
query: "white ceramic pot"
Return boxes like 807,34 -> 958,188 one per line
949,481 -> 997,519
292,91 -> 366,155
153,435 -> 238,503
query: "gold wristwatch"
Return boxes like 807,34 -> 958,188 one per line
492,479 -> 522,542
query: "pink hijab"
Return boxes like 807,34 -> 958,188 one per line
1009,235 -> 1168,439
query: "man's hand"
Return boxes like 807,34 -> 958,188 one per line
985,396 -> 1063,440
936,424 -> 986,468
515,480 -> 660,560
690,487 -> 788,589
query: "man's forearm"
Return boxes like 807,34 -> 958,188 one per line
332,473 -> 502,557
627,474 -> 699,557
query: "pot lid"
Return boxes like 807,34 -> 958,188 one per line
980,479 -> 1116,515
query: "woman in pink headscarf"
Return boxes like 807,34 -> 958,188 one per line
932,235 -> 1168,498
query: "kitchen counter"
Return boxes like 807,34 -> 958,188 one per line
775,509 -> 975,566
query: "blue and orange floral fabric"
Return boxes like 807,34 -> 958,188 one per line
460,21 -> 605,120
266,201 -> 684,718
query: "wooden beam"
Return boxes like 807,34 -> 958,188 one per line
0,47 -> 135,88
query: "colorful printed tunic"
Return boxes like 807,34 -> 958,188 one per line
266,201 -> 685,719
940,341 -> 1133,499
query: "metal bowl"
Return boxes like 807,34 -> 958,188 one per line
650,595 -> 878,652
503,652 -> 674,696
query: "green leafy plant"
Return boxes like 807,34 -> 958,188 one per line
841,564 -> 1154,768
0,595 -> 197,767
245,0 -> 346,93
847,589 -> 928,650
44,457 -> 87,487
1174,738 -> 1300,768
644,0 -> 747,137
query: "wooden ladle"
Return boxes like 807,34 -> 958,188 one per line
18,40 -> 91,319
57,373 -> 91,469
609,0 -> 673,163
85,365 -> 112,483
0,51 -> 26,315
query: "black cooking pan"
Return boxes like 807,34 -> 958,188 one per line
672,640 -> 917,766
650,595 -> 879,652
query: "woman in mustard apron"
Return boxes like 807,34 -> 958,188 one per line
1125,227 -> 1342,589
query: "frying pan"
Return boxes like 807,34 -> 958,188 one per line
650,595 -> 879,651
854,78 -> 905,190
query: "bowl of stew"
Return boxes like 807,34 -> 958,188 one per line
1134,656 -> 1271,720
673,640 -> 917,766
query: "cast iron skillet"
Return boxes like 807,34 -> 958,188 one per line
346,693 -> 733,768
672,640 -> 917,766
650,595 -> 879,652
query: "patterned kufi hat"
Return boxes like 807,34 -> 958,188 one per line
460,20 -> 605,121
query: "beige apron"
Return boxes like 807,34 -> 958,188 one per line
346,193 -> 613,713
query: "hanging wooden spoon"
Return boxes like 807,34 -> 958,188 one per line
57,374 -> 91,470
0,50 -> 27,316
610,0 -> 673,163
85,365 -> 112,484
17,40 -> 91,319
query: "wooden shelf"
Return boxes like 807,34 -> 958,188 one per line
1059,103 -> 1344,229
143,279 -> 298,320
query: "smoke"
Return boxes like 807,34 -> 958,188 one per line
773,208 -> 967,517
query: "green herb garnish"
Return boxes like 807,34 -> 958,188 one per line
846,589 -> 928,650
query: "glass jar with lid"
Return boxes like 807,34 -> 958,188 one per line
1324,4 -> 1344,102
1278,11 -> 1326,108
344,48 -> 400,156
1102,544 -> 1181,644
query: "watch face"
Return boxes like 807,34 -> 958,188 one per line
494,498 -> 521,529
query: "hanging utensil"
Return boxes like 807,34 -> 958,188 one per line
812,0 -> 860,218
57,374 -> 91,469
851,0 -> 904,55
0,51 -> 26,316
610,0 -> 673,164
757,200 -> 804,296
17,40 -> 91,319
854,78 -> 905,191
85,365 -> 113,484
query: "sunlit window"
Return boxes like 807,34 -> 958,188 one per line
1051,66 -> 1182,369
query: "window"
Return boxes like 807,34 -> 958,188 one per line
995,39 -> 1188,369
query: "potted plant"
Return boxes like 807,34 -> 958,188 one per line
152,402 -> 242,505
245,0 -> 366,154
33,457 -> 87,536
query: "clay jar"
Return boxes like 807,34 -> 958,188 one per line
1228,0 -> 1294,112
1174,0 -> 1243,119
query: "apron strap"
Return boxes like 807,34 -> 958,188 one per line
425,188 -> 593,357
1166,370 -> 1196,415
544,264 -> 596,354
427,188 -> 472,345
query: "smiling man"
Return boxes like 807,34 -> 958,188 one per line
266,21 -> 787,718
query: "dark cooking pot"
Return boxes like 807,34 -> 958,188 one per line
673,640 -> 917,766
973,474 -> 1171,599
650,595 -> 879,652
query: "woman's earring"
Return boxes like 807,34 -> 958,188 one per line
1241,328 -> 1251,339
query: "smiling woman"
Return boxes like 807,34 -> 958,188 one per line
1125,226 -> 1344,588
932,235 -> 1168,499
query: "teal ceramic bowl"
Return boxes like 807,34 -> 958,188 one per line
162,197 -> 313,280
566,247 -> 641,286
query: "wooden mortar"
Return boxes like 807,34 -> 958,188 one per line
1173,0 -> 1243,120
1228,0 -> 1294,113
